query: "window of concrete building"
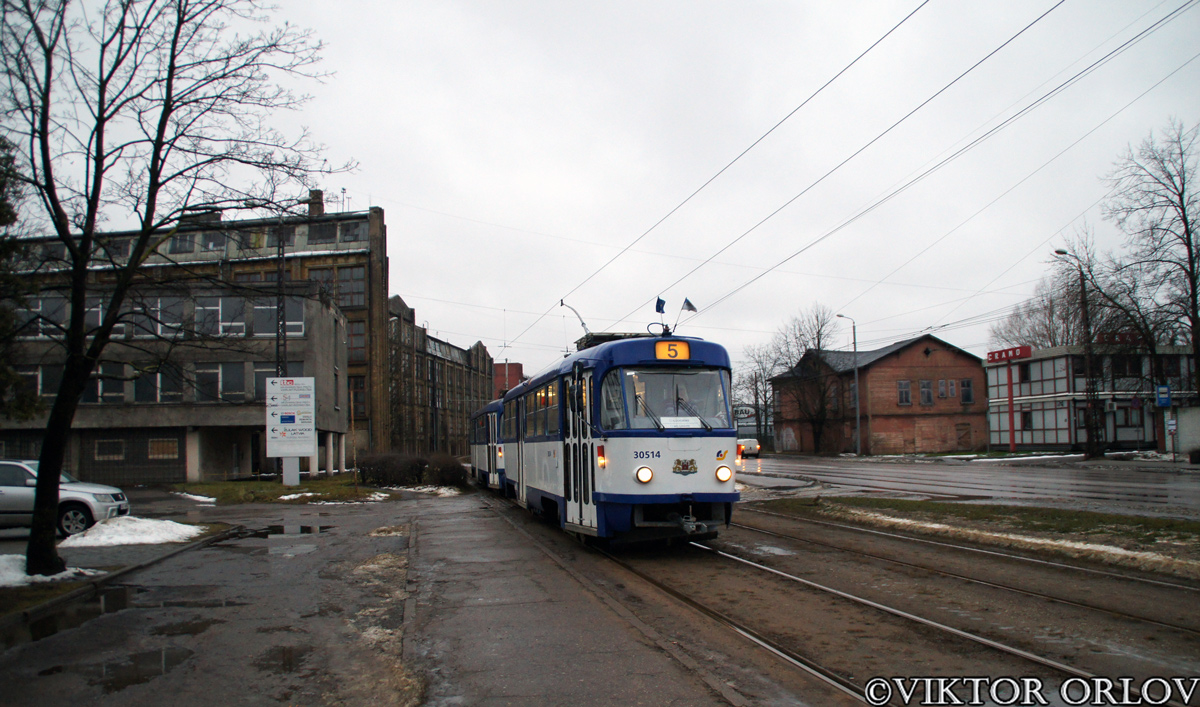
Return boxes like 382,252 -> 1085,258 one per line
1162,356 -> 1182,378
1115,407 -> 1142,427
350,375 -> 366,419
134,363 -> 183,403
307,222 -> 337,244
167,232 -> 194,254
919,380 -> 933,406
102,237 -> 130,259
1017,362 -> 1031,383
308,267 -> 335,298
254,361 -> 303,401
100,363 -> 125,403
1021,410 -> 1033,430
40,365 -> 63,398
897,380 -> 911,406
195,297 -> 220,336
1111,355 -> 1140,378
15,366 -> 37,397
196,362 -> 245,402
348,320 -> 366,363
234,271 -> 261,283
201,231 -> 226,252
341,221 -> 366,243
266,225 -> 294,248
338,266 -> 366,308
148,438 -> 179,460
960,379 -> 974,404
95,439 -> 125,461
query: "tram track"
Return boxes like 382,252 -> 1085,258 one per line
739,506 -> 1200,593
729,517 -> 1200,638
479,493 -> 1197,706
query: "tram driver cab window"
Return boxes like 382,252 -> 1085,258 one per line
600,370 -> 628,430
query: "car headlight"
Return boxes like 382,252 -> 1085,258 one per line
715,466 -> 733,483
635,466 -> 653,484
91,493 -> 116,502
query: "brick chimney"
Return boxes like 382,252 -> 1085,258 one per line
308,189 -> 324,217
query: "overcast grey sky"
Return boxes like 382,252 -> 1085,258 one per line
283,1 -> 1200,376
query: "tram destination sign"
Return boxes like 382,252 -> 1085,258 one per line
987,345 -> 1032,363
266,377 -> 317,457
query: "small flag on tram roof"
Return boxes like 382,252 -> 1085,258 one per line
682,298 -> 697,312
655,297 -> 665,314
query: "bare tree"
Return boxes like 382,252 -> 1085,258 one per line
1103,118 -> 1199,380
1,0 -> 349,576
770,304 -> 841,453
733,342 -> 778,446
0,135 -> 42,421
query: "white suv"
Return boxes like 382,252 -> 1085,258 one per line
0,460 -> 130,536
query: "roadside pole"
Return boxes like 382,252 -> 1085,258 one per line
267,377 -> 317,486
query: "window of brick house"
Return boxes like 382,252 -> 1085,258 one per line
949,379 -> 956,397
960,379 -> 974,404
897,380 -> 911,406
919,380 -> 933,405
350,375 -> 366,419
938,379 -> 947,398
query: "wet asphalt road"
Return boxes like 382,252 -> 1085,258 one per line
742,455 -> 1200,513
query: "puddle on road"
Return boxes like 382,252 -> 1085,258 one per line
253,644 -> 313,674
2,585 -> 142,650
151,618 -> 224,637
236,525 -> 336,540
38,647 -> 194,693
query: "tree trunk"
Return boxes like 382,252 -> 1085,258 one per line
25,353 -> 93,576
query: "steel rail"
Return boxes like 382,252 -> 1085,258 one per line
594,546 -> 869,704
691,541 -> 1188,707
741,506 -> 1200,592
730,520 -> 1200,637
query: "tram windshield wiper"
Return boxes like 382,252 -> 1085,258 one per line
634,393 -> 665,431
675,395 -> 712,431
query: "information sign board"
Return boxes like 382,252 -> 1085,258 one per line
266,377 -> 317,457
1157,385 -> 1172,408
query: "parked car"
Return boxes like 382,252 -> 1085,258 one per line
738,438 -> 761,458
0,460 -> 130,536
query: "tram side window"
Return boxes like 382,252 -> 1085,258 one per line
600,370 -> 628,430
546,382 -> 559,436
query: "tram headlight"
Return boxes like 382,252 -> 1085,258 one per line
635,466 -> 653,484
715,465 -> 733,483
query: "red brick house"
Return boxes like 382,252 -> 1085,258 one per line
771,335 -> 987,454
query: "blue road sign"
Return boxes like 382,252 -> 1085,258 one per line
1157,385 -> 1172,407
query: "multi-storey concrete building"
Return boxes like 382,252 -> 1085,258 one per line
984,344 -> 1195,451
771,335 -> 987,455
2,280 -> 348,484
0,189 -> 394,482
388,296 -> 493,456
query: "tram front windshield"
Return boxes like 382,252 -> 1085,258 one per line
600,368 -> 732,430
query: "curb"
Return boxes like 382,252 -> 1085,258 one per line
0,524 -> 244,635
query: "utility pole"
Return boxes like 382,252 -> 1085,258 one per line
1056,249 -> 1103,459
837,314 -> 861,455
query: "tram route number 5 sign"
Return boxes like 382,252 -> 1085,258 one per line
266,377 -> 317,457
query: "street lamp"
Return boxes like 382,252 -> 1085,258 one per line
1054,249 -> 1102,459
836,313 -> 861,455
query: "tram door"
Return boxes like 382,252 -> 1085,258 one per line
515,398 -> 527,507
488,414 -> 499,489
564,366 -> 598,532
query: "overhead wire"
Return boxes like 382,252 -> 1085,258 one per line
615,0 -> 1067,329
501,0 -> 931,350
680,0 -> 1197,333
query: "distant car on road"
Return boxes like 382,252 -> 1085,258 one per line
738,439 -> 761,458
0,460 -> 130,536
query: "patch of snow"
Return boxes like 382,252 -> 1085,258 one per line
278,492 -> 322,501
58,516 -> 205,547
971,454 -> 1084,463
390,486 -> 461,498
312,491 -> 392,505
753,545 -> 796,557
173,492 -> 216,504
0,554 -> 105,588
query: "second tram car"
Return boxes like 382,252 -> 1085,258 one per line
472,334 -> 740,542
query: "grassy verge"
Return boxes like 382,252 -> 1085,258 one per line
753,497 -> 1200,546
0,580 -> 92,617
172,475 -> 390,505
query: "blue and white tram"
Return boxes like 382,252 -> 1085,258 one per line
469,399 -> 504,490
476,335 -> 741,542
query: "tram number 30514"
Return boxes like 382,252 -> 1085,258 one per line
634,451 -> 662,459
